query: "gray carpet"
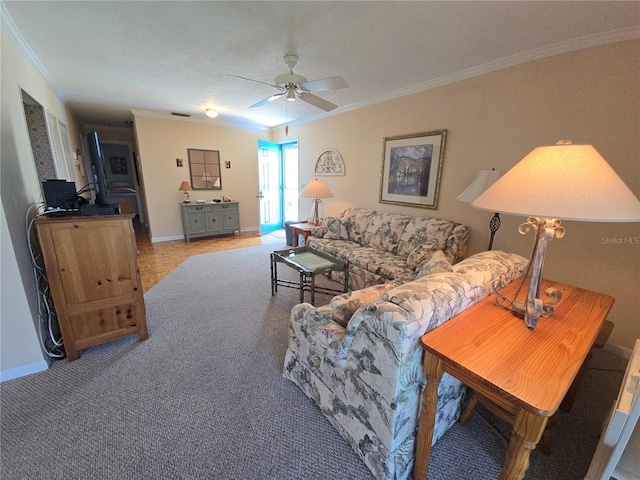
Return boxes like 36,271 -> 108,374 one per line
1,243 -> 628,479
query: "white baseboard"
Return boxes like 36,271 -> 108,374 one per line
604,342 -> 632,360
151,227 -> 263,243
0,360 -> 48,382
151,234 -> 185,243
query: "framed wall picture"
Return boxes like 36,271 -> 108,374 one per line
379,129 -> 447,209
314,148 -> 345,176
109,156 -> 128,175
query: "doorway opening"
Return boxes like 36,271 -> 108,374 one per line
257,139 -> 298,236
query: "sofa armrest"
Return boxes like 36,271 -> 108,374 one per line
444,223 -> 470,264
324,301 -> 412,366
290,303 -> 346,370
329,282 -> 402,326
312,216 -> 348,240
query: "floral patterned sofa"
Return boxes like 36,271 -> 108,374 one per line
283,250 -> 528,480
307,207 -> 470,291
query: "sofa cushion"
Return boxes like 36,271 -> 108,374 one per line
415,250 -> 453,279
396,217 -> 455,256
406,242 -> 439,270
339,247 -> 410,281
306,238 -> 361,258
363,212 -> 410,253
342,208 -> 377,244
320,216 -> 348,240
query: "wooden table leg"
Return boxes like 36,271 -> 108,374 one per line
499,408 -> 548,480
413,352 -> 443,480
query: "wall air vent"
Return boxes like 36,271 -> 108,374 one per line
171,112 -> 191,117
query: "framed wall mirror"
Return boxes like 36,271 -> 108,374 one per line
188,148 -> 222,189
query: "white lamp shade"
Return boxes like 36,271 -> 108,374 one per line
300,179 -> 334,199
472,142 -> 640,222
457,170 -> 504,203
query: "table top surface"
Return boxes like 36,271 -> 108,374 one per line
421,279 -> 614,415
272,246 -> 347,273
289,222 -> 314,230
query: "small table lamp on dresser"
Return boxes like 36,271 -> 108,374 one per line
179,181 -> 192,203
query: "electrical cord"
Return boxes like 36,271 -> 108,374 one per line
26,203 -> 66,359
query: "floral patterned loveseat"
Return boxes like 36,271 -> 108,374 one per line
283,250 -> 528,480
307,207 -> 470,291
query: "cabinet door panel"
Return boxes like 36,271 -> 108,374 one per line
49,221 -> 136,305
206,211 -> 223,232
186,212 -> 206,233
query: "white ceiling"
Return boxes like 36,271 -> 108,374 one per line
3,1 -> 639,130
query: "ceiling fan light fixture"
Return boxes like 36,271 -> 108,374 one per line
205,108 -> 218,118
286,89 -> 296,102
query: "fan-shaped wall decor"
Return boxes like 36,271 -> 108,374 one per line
314,149 -> 345,176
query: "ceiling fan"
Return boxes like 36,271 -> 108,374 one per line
230,54 -> 349,112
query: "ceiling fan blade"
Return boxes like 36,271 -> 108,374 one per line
298,93 -> 338,112
228,74 -> 275,88
250,92 -> 286,108
302,76 -> 349,92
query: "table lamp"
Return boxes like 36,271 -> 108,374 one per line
300,179 -> 333,225
472,140 -> 640,329
457,169 -> 504,250
178,181 -> 192,203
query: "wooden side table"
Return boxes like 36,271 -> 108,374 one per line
289,222 -> 314,247
413,279 -> 614,480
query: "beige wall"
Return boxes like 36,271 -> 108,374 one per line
133,115 -> 268,241
283,40 -> 639,351
1,27 -> 84,377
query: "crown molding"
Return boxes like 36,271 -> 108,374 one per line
1,1 -> 66,101
343,27 -> 640,115
272,27 -> 640,131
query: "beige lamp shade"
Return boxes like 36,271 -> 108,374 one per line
457,169 -> 504,203
472,141 -> 640,222
300,179 -> 334,199
178,181 -> 192,191
300,179 -> 333,225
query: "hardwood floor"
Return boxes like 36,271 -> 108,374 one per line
135,223 -> 283,292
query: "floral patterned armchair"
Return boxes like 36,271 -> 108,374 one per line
283,250 -> 528,480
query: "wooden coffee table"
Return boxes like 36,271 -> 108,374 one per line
270,246 -> 349,305
413,279 -> 614,480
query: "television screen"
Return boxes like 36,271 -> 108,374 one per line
86,131 -> 109,205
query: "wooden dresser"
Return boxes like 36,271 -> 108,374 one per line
35,210 -> 148,360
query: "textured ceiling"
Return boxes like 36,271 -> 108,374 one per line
3,1 -> 639,130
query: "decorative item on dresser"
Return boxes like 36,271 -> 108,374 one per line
180,201 -> 240,243
34,208 -> 148,361
472,140 -> 640,329
457,168 -> 504,250
178,181 -> 192,203
299,178 -> 333,225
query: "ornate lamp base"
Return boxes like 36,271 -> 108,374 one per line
494,217 -> 564,328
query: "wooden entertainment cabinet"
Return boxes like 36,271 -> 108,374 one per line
35,209 -> 148,360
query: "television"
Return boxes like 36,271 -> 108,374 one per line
82,132 -> 119,215
86,131 -> 109,205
